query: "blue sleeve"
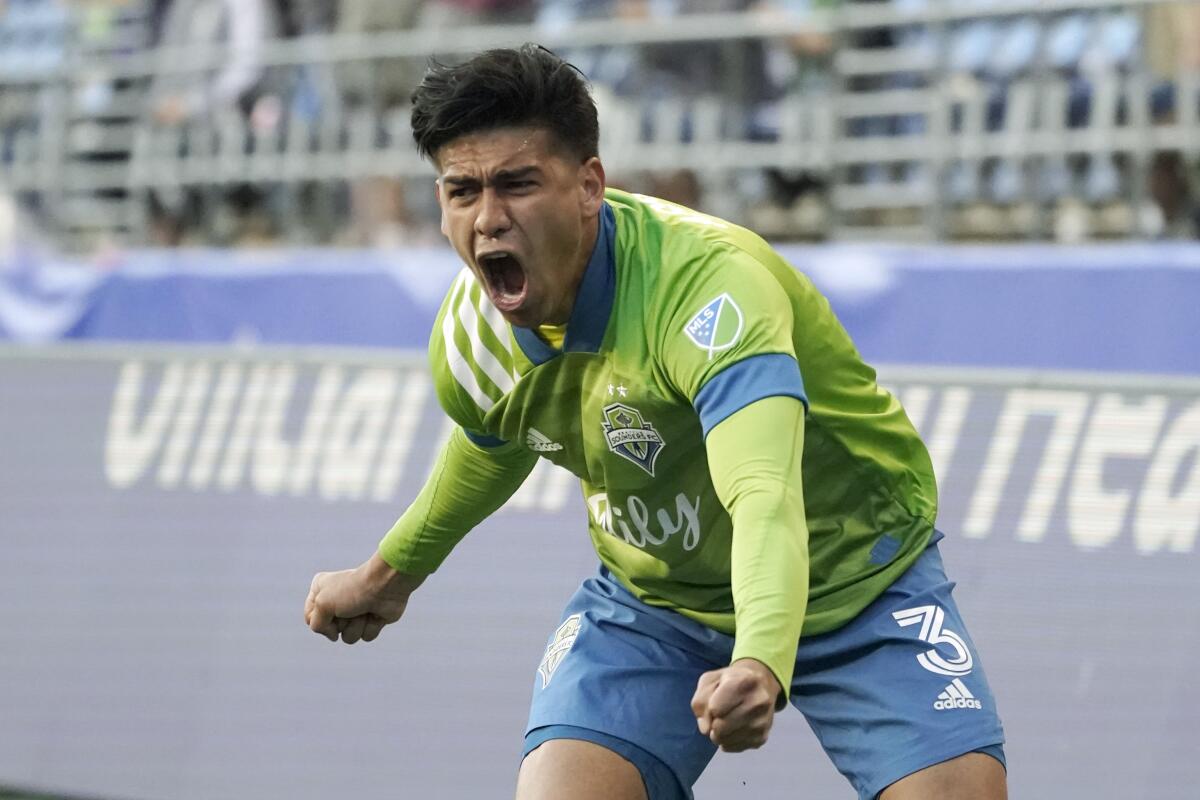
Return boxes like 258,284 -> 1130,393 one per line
692,353 -> 808,437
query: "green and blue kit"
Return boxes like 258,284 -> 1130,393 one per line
379,188 -> 939,694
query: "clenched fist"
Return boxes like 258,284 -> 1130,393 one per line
691,658 -> 783,752
304,553 -> 426,644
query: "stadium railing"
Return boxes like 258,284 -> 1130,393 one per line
1,0 -> 1197,250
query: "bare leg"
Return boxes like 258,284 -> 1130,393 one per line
515,739 -> 648,800
880,751 -> 1007,800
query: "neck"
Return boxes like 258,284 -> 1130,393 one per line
545,214 -> 601,326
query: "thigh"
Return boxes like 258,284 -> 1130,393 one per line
517,738 -> 647,800
880,751 -> 1007,800
524,571 -> 731,798
791,541 -> 1007,800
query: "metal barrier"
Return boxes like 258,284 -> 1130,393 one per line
1,0 -> 1199,248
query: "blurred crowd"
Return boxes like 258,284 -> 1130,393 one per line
2,0 -> 1200,251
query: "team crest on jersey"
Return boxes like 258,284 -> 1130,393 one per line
538,614 -> 581,688
684,293 -> 744,359
601,403 -> 666,476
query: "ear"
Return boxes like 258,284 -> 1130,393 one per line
578,157 -> 606,218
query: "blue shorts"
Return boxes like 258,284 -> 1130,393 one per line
523,537 -> 1005,799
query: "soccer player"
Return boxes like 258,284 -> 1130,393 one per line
304,44 -> 1007,800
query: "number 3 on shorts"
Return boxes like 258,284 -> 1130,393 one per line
892,605 -> 974,677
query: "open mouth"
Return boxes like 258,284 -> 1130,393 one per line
478,252 -> 528,312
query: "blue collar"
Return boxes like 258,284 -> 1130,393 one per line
513,202 -> 616,365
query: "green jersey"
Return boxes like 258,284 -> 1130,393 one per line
384,188 -> 936,685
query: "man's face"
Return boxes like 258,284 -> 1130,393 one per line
434,126 -> 605,328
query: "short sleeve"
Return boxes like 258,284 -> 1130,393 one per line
656,248 -> 808,436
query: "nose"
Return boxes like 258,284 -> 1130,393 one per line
474,188 -> 511,238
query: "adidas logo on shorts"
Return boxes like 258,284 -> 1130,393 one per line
934,678 -> 982,711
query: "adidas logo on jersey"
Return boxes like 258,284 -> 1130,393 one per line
934,678 -> 982,710
526,428 -> 563,452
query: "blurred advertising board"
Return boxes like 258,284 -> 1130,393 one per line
3,242 -> 1199,375
1,345 -> 1196,799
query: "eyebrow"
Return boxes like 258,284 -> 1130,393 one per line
441,166 -> 542,186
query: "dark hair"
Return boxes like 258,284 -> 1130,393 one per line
410,44 -> 599,164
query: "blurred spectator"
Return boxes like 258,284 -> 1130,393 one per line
142,0 -> 284,245
0,188 -> 16,259
622,0 -> 779,129
148,0 -> 281,126
1144,1 -> 1200,238
70,1 -> 143,116
333,174 -> 440,249
0,0 -> 70,237
335,0 -> 536,111
9,0 -> 1200,247
1146,1 -> 1200,82
543,0 -> 783,212
329,0 -> 438,248
419,0 -> 535,28
335,0 -> 423,112
752,0 -> 838,238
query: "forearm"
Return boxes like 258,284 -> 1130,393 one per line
378,427 -> 537,574
727,473 -> 807,700
706,396 -> 809,700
